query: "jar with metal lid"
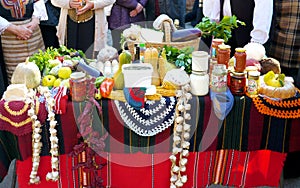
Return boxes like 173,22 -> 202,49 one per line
211,64 -> 227,92
211,38 -> 224,60
217,44 -> 231,68
234,48 -> 247,72
69,72 -> 87,102
229,71 -> 246,95
247,71 -> 260,96
190,71 -> 209,96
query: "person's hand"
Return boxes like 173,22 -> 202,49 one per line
69,0 -> 82,9
76,0 -> 94,15
24,16 -> 39,31
130,3 -> 143,17
6,24 -> 33,40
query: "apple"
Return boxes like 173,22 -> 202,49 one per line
42,75 -> 56,87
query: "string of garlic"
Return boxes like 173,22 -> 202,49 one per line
170,84 -> 192,188
26,88 -> 42,184
39,86 -> 60,181
26,86 -> 59,184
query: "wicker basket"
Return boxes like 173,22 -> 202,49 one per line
127,21 -> 200,56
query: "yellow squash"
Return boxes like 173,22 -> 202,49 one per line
113,50 -> 132,90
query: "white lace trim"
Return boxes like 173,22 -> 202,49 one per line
114,97 -> 176,136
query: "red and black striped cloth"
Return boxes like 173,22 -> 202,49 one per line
1,95 -> 300,185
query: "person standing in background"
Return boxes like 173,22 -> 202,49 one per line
203,0 -> 273,55
108,0 -> 148,51
0,0 -> 47,83
158,0 -> 187,28
267,0 -> 300,88
52,0 -> 115,58
40,0 -> 60,48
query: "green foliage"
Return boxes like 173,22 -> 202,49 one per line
195,15 -> 246,42
28,45 -> 86,72
163,45 -> 194,74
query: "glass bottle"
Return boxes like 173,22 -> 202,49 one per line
211,64 -> 227,92
133,44 -> 140,64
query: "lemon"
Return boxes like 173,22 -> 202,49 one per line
58,67 -> 72,79
53,78 -> 62,87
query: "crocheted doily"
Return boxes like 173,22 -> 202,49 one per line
251,89 -> 300,119
114,97 -> 176,136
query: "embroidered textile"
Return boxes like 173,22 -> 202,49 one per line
0,99 -> 47,136
114,97 -> 176,136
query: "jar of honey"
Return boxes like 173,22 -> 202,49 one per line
211,38 -> 224,60
234,48 -> 247,72
247,71 -> 260,96
217,44 -> 231,68
229,71 -> 246,95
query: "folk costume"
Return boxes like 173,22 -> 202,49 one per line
0,0 -> 47,82
52,0 -> 115,58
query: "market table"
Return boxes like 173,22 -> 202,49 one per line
0,94 -> 299,187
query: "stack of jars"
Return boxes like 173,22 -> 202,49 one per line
190,51 -> 210,96
229,48 -> 247,95
210,44 -> 231,93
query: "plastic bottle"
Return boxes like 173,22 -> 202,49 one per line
139,43 -> 146,63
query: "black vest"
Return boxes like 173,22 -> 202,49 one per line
0,0 -> 34,21
220,0 -> 255,54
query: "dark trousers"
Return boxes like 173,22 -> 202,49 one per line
39,25 -> 60,49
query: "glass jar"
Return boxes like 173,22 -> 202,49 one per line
229,71 -> 246,95
190,71 -> 209,96
69,72 -> 87,102
192,51 -> 209,72
234,48 -> 247,72
217,44 -> 231,68
211,38 -> 224,60
211,64 -> 227,92
247,71 -> 260,96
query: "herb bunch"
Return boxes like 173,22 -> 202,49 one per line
195,15 -> 246,42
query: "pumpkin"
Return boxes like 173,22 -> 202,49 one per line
144,47 -> 160,86
113,50 -> 132,90
11,58 -> 41,89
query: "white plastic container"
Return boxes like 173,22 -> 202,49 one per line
122,63 -> 153,88
192,51 -> 209,72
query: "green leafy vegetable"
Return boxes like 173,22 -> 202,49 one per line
195,15 -> 245,42
163,45 -> 194,74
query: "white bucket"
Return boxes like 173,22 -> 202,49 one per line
122,63 -> 153,88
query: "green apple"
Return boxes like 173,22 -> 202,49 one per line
42,75 -> 56,87
53,78 -> 62,87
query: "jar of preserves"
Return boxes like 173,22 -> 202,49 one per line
190,71 -> 209,96
234,48 -> 247,72
211,64 -> 227,92
69,72 -> 87,102
211,38 -> 224,60
229,71 -> 246,95
247,71 -> 260,96
217,44 -> 231,68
